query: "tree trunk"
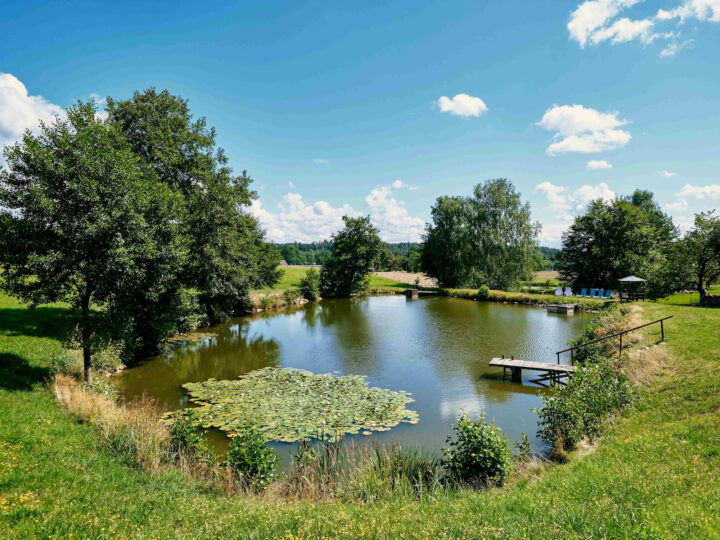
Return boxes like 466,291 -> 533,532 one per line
81,293 -> 92,384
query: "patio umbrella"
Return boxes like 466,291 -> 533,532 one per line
618,275 -> 645,282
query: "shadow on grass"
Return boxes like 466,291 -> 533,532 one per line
0,306 -> 78,341
0,352 -> 51,391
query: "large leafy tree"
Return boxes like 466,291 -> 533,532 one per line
557,190 -> 678,292
319,216 -> 384,298
679,211 -> 720,300
0,102 -> 186,382
421,179 -> 539,289
106,89 -> 280,324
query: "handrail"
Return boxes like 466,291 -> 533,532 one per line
556,316 -> 673,365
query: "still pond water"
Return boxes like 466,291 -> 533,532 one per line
115,296 -> 588,457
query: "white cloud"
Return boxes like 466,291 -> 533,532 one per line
659,39 -> 694,57
313,158 -> 329,164
663,198 -> 689,212
660,170 -> 677,177
538,222 -> 572,246
391,179 -> 418,191
587,159 -> 613,169
248,193 -> 359,242
537,104 -> 631,155
0,73 -> 64,161
656,0 -> 720,22
89,93 -> 108,120
535,181 -> 616,217
678,183 -> 720,199
568,0 -> 642,46
365,185 -> 425,242
288,180 -> 295,189
569,0 -> 719,56
248,183 -> 426,243
437,94 -> 488,117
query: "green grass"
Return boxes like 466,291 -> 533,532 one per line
2,290 -> 720,537
656,284 -> 720,306
255,266 -> 412,294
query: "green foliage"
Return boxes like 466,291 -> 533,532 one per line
514,433 -> 532,462
0,101 -> 186,382
168,409 -> 215,465
442,413 -> 511,487
319,216 -> 384,298
299,268 -> 321,301
167,367 -> 418,442
49,350 -> 82,378
84,377 -> 119,401
676,211 -> 720,298
91,342 -> 124,373
558,190 -> 678,293
107,88 -> 281,326
536,359 -> 632,451
421,179 -> 539,289
224,425 -> 278,489
477,284 -> 490,300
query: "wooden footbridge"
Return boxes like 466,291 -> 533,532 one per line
489,357 -> 575,387
489,316 -> 673,387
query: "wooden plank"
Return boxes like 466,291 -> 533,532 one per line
489,358 -> 576,373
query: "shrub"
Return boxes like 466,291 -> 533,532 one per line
442,413 -> 511,487
514,433 -> 532,462
537,359 -> 633,451
299,268 -> 321,301
91,341 -> 124,373
477,284 -> 490,300
50,349 -> 82,377
169,409 -> 215,465
224,425 -> 277,489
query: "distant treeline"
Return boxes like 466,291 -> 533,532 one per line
277,242 -> 559,272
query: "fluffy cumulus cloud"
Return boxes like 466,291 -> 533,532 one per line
678,183 -> 720,199
365,185 -> 425,242
537,104 -> 631,155
248,182 -> 425,243
660,170 -> 677,177
437,94 -> 488,117
568,0 -> 719,56
663,183 -> 720,226
535,181 -> 617,244
0,73 -> 64,161
587,159 -> 613,169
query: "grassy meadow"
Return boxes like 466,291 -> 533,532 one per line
2,288 -> 720,537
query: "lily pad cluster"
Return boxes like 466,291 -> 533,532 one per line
168,367 -> 418,442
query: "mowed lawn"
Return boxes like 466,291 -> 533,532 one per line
1,290 -> 719,537
255,266 -> 412,293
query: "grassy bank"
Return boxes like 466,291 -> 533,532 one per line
1,290 -> 719,537
442,288 -> 608,310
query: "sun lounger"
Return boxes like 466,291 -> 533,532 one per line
564,287 -> 572,296
604,290 -> 613,299
588,288 -> 596,298
554,287 -> 563,296
579,288 -> 587,297
595,289 -> 604,298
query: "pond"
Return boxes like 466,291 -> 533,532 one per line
114,295 -> 589,458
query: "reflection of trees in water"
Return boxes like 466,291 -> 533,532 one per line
117,324 -> 281,408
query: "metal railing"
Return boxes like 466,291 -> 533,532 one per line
556,316 -> 673,365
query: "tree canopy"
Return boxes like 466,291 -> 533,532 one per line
0,102 -> 185,381
557,190 -> 678,293
319,216 -> 384,298
421,179 -> 539,289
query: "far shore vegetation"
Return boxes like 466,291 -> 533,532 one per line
1,87 -> 719,537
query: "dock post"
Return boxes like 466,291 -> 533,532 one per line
511,367 -> 521,383
405,288 -> 419,299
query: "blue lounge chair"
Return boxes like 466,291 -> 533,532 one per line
588,288 -> 596,298
579,288 -> 587,297
604,290 -> 613,299
595,289 -> 604,298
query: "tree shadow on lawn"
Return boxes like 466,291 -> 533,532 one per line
0,306 -> 78,341
0,352 -> 51,391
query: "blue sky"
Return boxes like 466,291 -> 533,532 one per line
1,0 -> 719,245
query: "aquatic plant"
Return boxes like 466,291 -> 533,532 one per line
167,367 -> 418,442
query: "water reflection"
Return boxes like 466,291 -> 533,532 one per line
114,296 -> 588,452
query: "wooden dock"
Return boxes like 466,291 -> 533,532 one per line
546,303 -> 577,313
489,357 -> 575,386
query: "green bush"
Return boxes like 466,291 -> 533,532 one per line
477,284 -> 490,300
85,377 -> 118,400
225,425 -> 278,489
91,341 -> 124,373
169,409 -> 215,465
442,413 -> 511,488
50,349 -> 82,377
537,359 -> 633,451
299,268 -> 321,301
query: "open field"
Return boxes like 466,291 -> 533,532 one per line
255,266 -> 414,293
2,288 -> 719,537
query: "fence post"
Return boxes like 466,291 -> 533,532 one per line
661,319 -> 665,341
619,333 -> 623,358
570,348 -> 574,365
